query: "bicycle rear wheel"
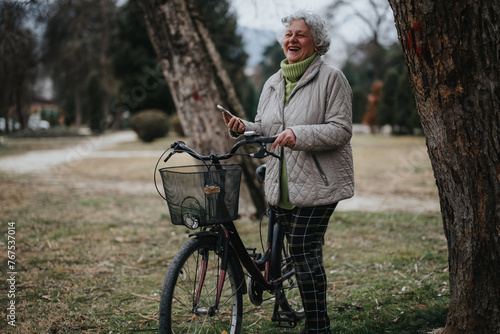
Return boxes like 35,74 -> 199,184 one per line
159,237 -> 243,333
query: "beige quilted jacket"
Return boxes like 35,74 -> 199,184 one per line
241,56 -> 354,207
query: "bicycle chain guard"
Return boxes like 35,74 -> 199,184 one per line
247,277 -> 264,306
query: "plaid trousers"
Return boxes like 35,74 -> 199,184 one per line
273,203 -> 337,334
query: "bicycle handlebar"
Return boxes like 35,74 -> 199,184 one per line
164,135 -> 278,163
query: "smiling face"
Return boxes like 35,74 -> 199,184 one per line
282,19 -> 317,64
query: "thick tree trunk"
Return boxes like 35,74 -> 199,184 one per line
388,1 -> 500,333
135,0 -> 267,215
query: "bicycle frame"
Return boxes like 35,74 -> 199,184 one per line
158,135 -> 301,330
190,212 -> 279,312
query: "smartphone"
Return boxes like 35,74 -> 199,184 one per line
217,104 -> 233,118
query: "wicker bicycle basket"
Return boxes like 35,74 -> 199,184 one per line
159,164 -> 243,227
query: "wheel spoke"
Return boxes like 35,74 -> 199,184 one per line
159,238 -> 242,333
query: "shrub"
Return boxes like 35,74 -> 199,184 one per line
130,109 -> 169,142
169,114 -> 185,136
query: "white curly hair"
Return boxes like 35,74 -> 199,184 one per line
278,10 -> 331,56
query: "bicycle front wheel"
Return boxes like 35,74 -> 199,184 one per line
159,237 -> 243,334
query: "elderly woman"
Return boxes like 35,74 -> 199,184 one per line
224,10 -> 354,334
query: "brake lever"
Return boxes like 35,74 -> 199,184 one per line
163,151 -> 175,162
164,141 -> 188,162
266,151 -> 280,159
251,145 -> 280,159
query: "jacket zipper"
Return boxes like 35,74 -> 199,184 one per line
312,154 -> 329,186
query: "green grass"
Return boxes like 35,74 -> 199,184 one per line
233,212 -> 448,333
0,144 -> 17,158
1,196 -> 448,333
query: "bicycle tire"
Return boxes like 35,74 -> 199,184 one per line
159,237 -> 243,333
271,223 -> 306,320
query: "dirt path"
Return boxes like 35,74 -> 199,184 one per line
338,192 -> 439,214
0,131 -> 139,173
0,131 -> 441,215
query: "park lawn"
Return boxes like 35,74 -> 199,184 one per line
0,132 -> 447,333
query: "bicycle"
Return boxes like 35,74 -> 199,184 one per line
154,131 -> 305,333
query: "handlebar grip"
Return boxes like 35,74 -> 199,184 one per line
171,140 -> 195,154
164,140 -> 200,162
259,137 -> 277,144
170,140 -> 186,149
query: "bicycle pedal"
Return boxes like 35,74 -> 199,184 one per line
251,253 -> 262,260
272,311 -> 297,328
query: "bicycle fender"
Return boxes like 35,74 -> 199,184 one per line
270,223 -> 284,280
188,231 -> 218,239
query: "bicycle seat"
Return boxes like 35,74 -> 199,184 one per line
256,164 -> 266,184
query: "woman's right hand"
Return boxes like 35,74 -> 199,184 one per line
223,112 -> 245,134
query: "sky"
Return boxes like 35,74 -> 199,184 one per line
230,0 -> 331,31
230,0 -> 398,45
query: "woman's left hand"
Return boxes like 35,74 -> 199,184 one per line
271,128 -> 296,149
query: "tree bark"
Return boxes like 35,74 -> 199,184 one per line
388,1 -> 500,333
135,0 -> 267,215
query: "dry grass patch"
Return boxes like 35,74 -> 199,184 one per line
351,134 -> 437,199
0,132 -> 447,333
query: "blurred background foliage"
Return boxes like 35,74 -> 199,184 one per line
0,0 -> 420,138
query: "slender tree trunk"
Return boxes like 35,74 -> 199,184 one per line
74,92 -> 82,128
0,105 -> 7,133
14,75 -> 26,130
99,0 -> 118,125
388,1 -> 500,333
135,0 -> 267,215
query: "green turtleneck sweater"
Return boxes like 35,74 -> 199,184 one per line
278,52 -> 317,209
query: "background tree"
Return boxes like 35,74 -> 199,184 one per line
393,69 -> 418,134
378,65 -> 419,135
0,1 -> 38,132
389,1 -> 500,332
327,0 -> 393,83
377,68 -> 398,128
251,42 -> 282,94
135,0 -> 267,214
87,73 -> 105,133
362,80 -> 382,132
42,0 -> 118,128
375,42 -> 420,134
325,0 -> 420,133
196,0 -> 257,119
111,0 -> 256,125
111,0 -> 175,124
326,0 -> 395,47
341,61 -> 367,124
